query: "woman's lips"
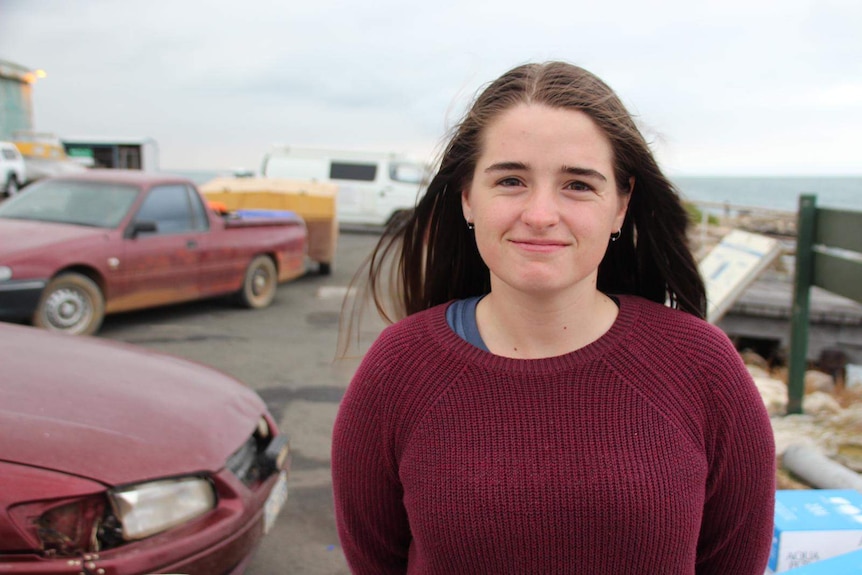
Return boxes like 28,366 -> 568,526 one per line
510,239 -> 569,253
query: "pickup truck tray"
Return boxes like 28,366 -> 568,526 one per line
200,177 -> 337,271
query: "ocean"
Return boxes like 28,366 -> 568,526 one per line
170,169 -> 861,214
671,175 -> 861,213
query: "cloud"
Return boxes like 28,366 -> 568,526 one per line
1,0 -> 860,174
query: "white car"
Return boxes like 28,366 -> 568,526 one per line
0,141 -> 26,197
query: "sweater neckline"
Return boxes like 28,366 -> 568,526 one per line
427,293 -> 642,373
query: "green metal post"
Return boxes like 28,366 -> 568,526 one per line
787,195 -> 816,415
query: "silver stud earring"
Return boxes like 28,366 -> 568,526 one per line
466,221 -> 474,230
610,229 -> 621,242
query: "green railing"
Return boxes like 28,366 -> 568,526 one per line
787,195 -> 862,414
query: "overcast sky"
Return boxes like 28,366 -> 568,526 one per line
1,0 -> 860,175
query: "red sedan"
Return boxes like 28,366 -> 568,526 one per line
0,321 -> 290,573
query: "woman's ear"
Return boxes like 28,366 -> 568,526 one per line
461,186 -> 472,223
615,177 -> 634,229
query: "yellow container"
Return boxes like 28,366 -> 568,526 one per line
200,177 -> 335,219
200,177 -> 338,269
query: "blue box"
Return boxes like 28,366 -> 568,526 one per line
768,490 -> 862,573
783,547 -> 862,573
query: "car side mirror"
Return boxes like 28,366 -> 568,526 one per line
126,220 -> 158,239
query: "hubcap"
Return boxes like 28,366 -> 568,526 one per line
252,268 -> 270,296
44,287 -> 91,331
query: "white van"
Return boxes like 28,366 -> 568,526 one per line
0,141 -> 27,197
260,146 -> 427,226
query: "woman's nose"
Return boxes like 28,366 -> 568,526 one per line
521,188 -> 560,229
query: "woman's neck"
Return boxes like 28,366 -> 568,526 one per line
475,285 -> 619,359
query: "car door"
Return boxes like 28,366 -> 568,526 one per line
112,184 -> 207,311
190,189 -> 247,296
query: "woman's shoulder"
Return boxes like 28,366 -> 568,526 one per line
346,303 -> 470,438
614,295 -> 764,427
616,295 -> 745,373
358,302 -> 463,378
619,294 -> 729,344
374,302 -> 451,350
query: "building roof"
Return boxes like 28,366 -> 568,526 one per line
0,60 -> 34,83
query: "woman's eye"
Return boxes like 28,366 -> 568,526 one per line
497,177 -> 523,187
565,181 -> 593,192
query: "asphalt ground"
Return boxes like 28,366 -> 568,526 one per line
99,230 -> 387,575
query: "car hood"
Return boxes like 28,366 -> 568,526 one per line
0,219 -> 110,259
0,324 -> 267,486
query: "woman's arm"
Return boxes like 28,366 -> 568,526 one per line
332,357 -> 411,574
696,342 -> 776,575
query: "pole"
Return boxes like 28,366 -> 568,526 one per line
786,194 -> 816,415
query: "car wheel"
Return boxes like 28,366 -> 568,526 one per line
238,255 -> 277,309
318,262 -> 332,276
4,176 -> 19,197
33,273 -> 105,335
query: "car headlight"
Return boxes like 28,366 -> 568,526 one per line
0,266 -> 11,282
109,476 -> 216,540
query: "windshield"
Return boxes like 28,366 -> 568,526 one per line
389,162 -> 427,184
0,180 -> 139,228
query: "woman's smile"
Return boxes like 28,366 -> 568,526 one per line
508,237 -> 571,253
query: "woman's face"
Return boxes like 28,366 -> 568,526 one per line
462,103 -> 630,299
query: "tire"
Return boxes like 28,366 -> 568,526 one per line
33,273 -> 105,335
237,255 -> 277,309
318,262 -> 332,276
4,176 -> 19,198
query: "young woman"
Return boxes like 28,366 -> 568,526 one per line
332,61 -> 775,574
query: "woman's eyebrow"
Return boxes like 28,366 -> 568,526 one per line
484,161 -> 608,182
484,161 -> 528,173
562,165 -> 607,182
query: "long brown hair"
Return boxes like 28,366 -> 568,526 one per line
342,61 -> 705,352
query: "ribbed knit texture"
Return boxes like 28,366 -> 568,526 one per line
332,294 -> 775,574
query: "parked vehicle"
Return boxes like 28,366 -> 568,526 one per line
0,170 -> 307,335
201,176 -> 338,275
9,132 -> 85,183
0,141 -> 26,197
0,320 -> 290,573
260,146 -> 428,226
61,136 -> 159,171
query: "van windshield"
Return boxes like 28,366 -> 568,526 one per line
389,162 -> 425,184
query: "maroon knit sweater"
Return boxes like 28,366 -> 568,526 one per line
332,295 -> 775,574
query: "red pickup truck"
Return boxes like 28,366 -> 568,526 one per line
0,170 -> 308,335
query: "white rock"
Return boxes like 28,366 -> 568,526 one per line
754,376 -> 788,416
805,370 -> 836,394
803,391 -> 843,417
746,365 -> 771,379
771,414 -> 822,456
